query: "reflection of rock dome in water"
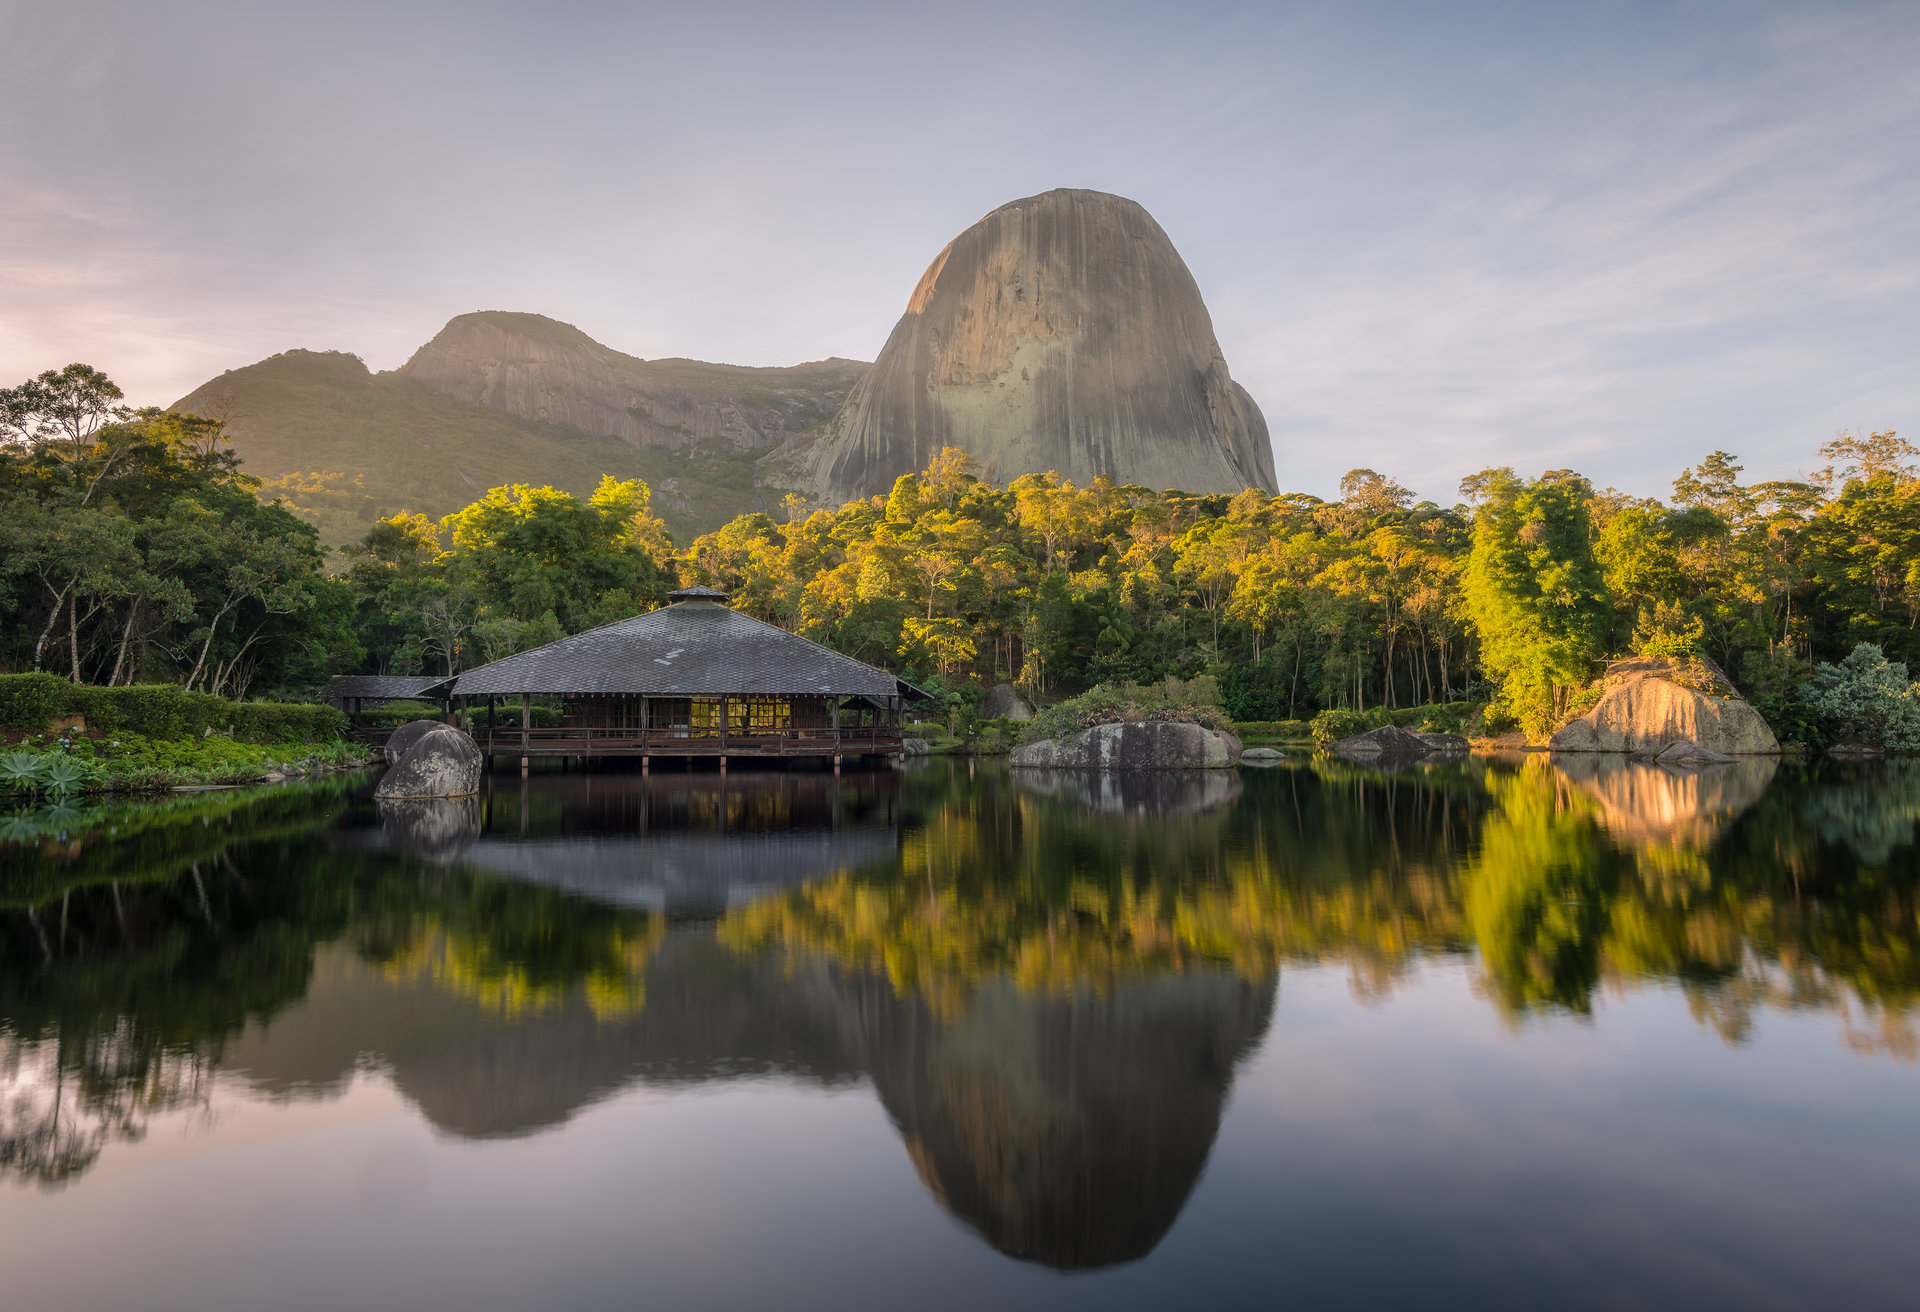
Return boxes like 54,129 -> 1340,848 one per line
859,972 -> 1275,1269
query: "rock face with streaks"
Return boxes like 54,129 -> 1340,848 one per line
400,311 -> 867,453
1548,656 -> 1779,755
374,725 -> 484,799
782,189 -> 1278,505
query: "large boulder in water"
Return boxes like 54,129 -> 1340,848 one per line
1549,656 -> 1778,755
1010,721 -> 1241,770
782,189 -> 1278,505
375,725 -> 484,799
980,683 -> 1034,721
385,716 -> 450,766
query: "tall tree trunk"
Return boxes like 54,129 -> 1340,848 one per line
68,592 -> 82,683
108,600 -> 139,687
186,596 -> 240,691
33,580 -> 75,672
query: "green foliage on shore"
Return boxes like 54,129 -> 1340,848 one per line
18,358 -> 1920,747
0,730 -> 366,795
1019,677 -> 1233,745
0,673 -> 345,742
1,365 -> 358,694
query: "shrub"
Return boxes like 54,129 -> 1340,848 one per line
1739,645 -> 1824,744
0,673 -> 71,729
359,703 -> 448,728
1310,707 -> 1374,748
1221,658 -> 1294,721
1234,719 -> 1312,741
1800,643 -> 1920,750
60,684 -> 227,737
228,702 -> 348,744
1020,677 -> 1231,744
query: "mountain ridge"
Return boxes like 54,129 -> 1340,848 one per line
176,190 -> 1281,544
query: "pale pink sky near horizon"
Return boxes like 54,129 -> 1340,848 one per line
2,0 -> 1916,503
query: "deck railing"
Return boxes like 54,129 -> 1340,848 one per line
348,722 -> 904,757
471,724 -> 901,757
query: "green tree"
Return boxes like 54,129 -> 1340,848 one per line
1460,469 -> 1609,737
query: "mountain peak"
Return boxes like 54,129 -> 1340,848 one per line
790,187 -> 1276,502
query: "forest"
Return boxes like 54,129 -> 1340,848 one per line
6,362 -> 1919,743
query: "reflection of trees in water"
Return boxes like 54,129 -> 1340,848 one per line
1455,756 -> 1920,1052
0,787 -> 666,1186
5,753 -> 1920,1197
370,917 -> 663,1022
723,763 -> 1483,1015
735,758 -> 1920,1055
1795,761 -> 1920,866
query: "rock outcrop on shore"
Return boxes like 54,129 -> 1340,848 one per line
1549,655 -> 1778,755
781,189 -> 1278,505
980,683 -> 1034,721
374,725 -> 484,799
1010,721 -> 1242,770
1330,725 -> 1469,761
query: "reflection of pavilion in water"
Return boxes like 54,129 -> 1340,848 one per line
367,772 -> 905,917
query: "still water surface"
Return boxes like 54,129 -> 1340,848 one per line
1,755 -> 1917,1309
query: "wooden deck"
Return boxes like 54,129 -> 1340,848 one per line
353,723 -> 904,761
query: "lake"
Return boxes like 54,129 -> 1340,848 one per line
2,753 -> 1917,1310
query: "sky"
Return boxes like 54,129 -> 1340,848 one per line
2,0 -> 1915,503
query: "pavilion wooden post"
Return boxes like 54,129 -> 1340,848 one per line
831,696 -> 842,773
520,692 -> 530,775
641,695 -> 650,774
719,696 -> 729,775
486,695 -> 495,757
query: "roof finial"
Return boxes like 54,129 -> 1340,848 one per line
667,584 -> 730,605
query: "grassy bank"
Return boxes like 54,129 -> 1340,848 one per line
1,730 -> 373,795
0,672 -> 372,795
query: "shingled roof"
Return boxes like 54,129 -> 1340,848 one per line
450,597 -> 929,700
322,674 -> 455,706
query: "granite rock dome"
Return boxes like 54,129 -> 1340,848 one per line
786,189 -> 1278,504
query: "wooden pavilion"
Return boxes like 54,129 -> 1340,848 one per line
322,674 -> 456,734
445,586 -> 928,768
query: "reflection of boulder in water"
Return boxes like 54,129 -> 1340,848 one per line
858,971 -> 1275,1269
1550,753 -> 1777,850
377,796 -> 483,863
1012,768 -> 1242,816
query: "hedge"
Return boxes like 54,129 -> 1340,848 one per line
0,673 -> 70,729
226,702 -> 348,744
63,683 -> 227,737
1233,719 -> 1311,740
0,674 -> 346,744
